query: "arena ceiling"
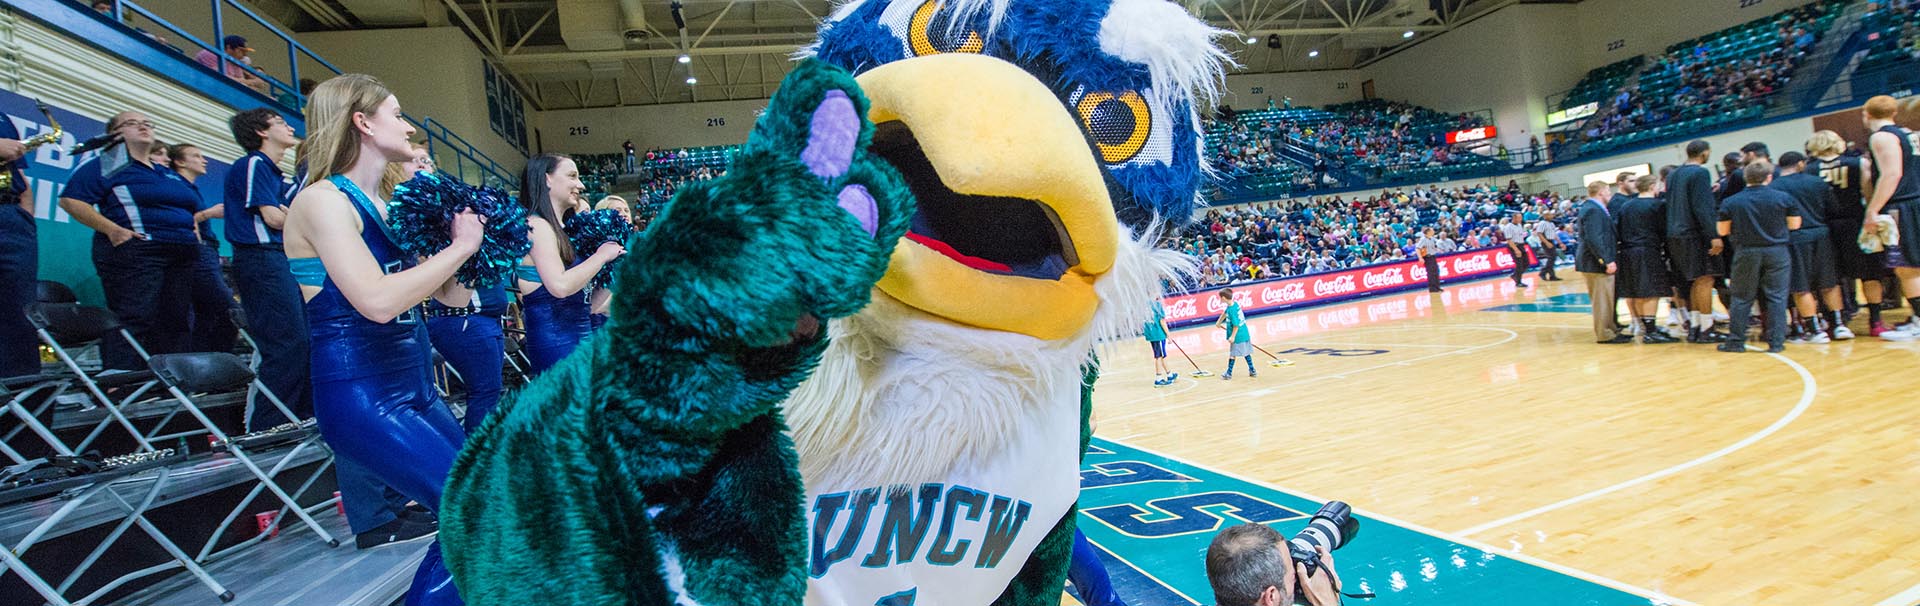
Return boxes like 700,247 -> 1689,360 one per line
264,0 -> 1520,109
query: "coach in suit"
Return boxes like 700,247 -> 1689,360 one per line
1578,181 -> 1630,343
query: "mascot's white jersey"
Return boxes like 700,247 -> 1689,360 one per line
788,233 -> 1184,605
801,376 -> 1081,605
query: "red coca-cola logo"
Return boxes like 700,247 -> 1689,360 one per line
1313,275 -> 1358,297
1205,296 -> 1228,313
1362,267 -> 1405,289
1410,264 -> 1428,281
1262,282 -> 1307,305
1453,255 -> 1493,273
1167,298 -> 1198,318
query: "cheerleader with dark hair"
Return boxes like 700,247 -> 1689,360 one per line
515,154 -> 623,374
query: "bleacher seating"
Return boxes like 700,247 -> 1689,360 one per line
1176,183 -> 1566,284
1854,1 -> 1920,90
1568,0 -> 1848,154
1556,56 -> 1645,112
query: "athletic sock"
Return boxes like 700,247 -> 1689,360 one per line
1829,310 -> 1846,331
1870,304 -> 1884,324
1909,297 -> 1920,322
1225,359 -> 1236,374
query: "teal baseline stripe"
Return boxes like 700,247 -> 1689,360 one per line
1078,437 -> 1672,605
1485,293 -> 1595,314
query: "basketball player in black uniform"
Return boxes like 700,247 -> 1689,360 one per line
1807,130 -> 1891,335
1667,140 -> 1728,342
1862,95 -> 1920,340
1617,174 -> 1677,343
1610,171 -> 1638,214
1718,151 -> 1748,201
1772,152 -> 1847,342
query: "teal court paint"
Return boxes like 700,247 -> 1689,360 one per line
1075,437 -> 1668,605
1483,293 -> 1595,314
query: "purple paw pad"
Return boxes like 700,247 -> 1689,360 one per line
837,185 -> 878,238
800,90 -> 858,180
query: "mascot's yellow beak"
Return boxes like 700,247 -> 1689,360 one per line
857,54 -> 1119,341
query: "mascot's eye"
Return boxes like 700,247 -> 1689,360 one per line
1075,91 -> 1151,164
908,0 -> 983,56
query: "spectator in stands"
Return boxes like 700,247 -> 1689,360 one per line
195,35 -> 271,95
90,1 -> 111,15
58,111 -> 202,371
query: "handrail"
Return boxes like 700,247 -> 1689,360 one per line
418,118 -> 516,190
89,0 -> 522,182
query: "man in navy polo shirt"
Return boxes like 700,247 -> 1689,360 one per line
223,108 -> 427,548
223,108 -> 308,427
0,118 -> 36,378
57,111 -> 200,370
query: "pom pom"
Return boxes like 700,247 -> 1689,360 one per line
387,171 -> 532,288
565,209 -> 633,290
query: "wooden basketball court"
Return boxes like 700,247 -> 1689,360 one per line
1076,274 -> 1920,605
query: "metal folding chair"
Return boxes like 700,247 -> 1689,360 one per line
144,353 -> 343,554
0,453 -> 233,606
24,303 -> 163,454
36,280 -> 77,305
0,374 -> 74,464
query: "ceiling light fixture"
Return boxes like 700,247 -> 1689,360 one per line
1308,49 -> 1320,58
1403,30 -> 1415,38
678,54 -> 691,64
686,76 -> 698,85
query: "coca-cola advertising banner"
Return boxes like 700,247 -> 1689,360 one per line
1164,246 -> 1534,327
1444,125 -> 1498,145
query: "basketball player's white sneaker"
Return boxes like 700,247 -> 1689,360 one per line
1880,322 -> 1920,341
1668,308 -> 1687,327
1788,332 -> 1830,345
1831,324 -> 1855,340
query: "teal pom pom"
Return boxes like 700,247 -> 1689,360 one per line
389,171 -> 533,288
564,209 -> 633,289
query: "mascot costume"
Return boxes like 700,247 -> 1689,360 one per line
439,0 -> 1227,604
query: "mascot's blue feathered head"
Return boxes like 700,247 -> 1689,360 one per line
798,0 -> 1228,341
808,0 -> 1229,228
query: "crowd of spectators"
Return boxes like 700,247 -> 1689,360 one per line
1289,100 -> 1492,179
1176,182 -> 1579,285
1571,0 -> 1837,145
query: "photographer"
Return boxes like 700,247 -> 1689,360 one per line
1206,523 -> 1345,606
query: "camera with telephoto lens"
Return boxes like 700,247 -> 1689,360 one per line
1289,501 -> 1359,605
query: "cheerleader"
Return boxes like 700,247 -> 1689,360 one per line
587,195 -> 632,329
515,154 -> 623,374
281,74 -> 478,606
402,145 -> 510,433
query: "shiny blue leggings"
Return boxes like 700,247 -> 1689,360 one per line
313,365 -> 465,606
426,314 -> 506,433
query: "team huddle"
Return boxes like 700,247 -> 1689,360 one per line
1583,95 -> 1920,350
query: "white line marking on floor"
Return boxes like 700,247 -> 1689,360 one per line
1456,351 -> 1818,537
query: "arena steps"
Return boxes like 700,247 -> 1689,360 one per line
111,514 -> 421,606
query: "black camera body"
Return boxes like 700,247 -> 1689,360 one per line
1289,501 -> 1359,605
